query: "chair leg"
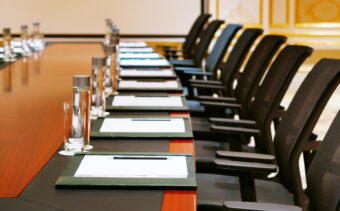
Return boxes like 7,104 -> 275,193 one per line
238,171 -> 257,202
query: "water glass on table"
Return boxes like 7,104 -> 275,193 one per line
91,56 -> 107,117
59,101 -> 87,156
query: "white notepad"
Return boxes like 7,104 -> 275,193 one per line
119,53 -> 161,59
74,155 -> 188,178
119,59 -> 170,66
120,48 -> 154,53
12,41 -> 22,47
112,96 -> 183,107
119,80 -> 179,88
100,118 -> 185,133
119,41 -> 147,48
120,69 -> 173,77
0,47 -> 22,53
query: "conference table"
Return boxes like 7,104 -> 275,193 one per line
0,43 -> 196,210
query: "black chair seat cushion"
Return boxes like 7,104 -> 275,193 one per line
170,59 -> 195,67
188,99 -> 235,117
197,173 -> 294,205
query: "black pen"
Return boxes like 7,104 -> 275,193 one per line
113,156 -> 168,160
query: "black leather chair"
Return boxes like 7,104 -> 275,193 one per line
180,28 -> 263,99
192,45 -> 312,159
169,20 -> 224,68
174,24 -> 243,94
160,13 -> 211,60
196,58 -> 340,211
187,35 -> 287,117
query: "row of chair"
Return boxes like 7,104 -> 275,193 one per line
159,14 -> 340,211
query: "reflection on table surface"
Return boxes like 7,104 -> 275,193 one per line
0,43 -> 102,197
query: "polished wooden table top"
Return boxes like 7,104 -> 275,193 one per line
0,43 -> 195,211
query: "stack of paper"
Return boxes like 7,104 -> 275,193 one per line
12,41 -> 22,47
120,69 -> 173,77
120,48 -> 154,53
119,53 -> 161,59
119,59 -> 170,67
74,155 -> 188,178
0,47 -> 22,53
112,96 -> 183,107
119,42 -> 147,48
100,118 -> 185,133
119,80 -> 179,88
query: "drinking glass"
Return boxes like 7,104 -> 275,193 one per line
59,101 -> 86,156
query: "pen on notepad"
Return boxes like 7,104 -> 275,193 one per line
113,156 -> 168,160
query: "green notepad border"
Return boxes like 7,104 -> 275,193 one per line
106,95 -> 188,111
55,152 -> 197,190
90,116 -> 193,139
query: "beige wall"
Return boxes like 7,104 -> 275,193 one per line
1,0 -> 200,35
208,0 -> 340,47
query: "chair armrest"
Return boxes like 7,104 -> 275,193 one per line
184,71 -> 213,77
189,79 -> 222,85
200,101 -> 241,109
210,125 -> 260,136
197,95 -> 237,103
191,83 -> 226,90
170,59 -> 195,67
196,157 -> 238,175
216,151 -> 275,164
174,67 -> 202,72
223,201 -> 302,211
214,159 -> 277,174
209,118 -> 256,127
215,159 -> 277,202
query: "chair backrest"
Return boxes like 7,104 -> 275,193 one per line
182,13 -> 211,59
306,110 -> 340,211
204,24 -> 243,74
193,20 -> 224,67
219,28 -> 263,96
234,35 -> 287,116
251,45 -> 313,155
273,58 -> 340,209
